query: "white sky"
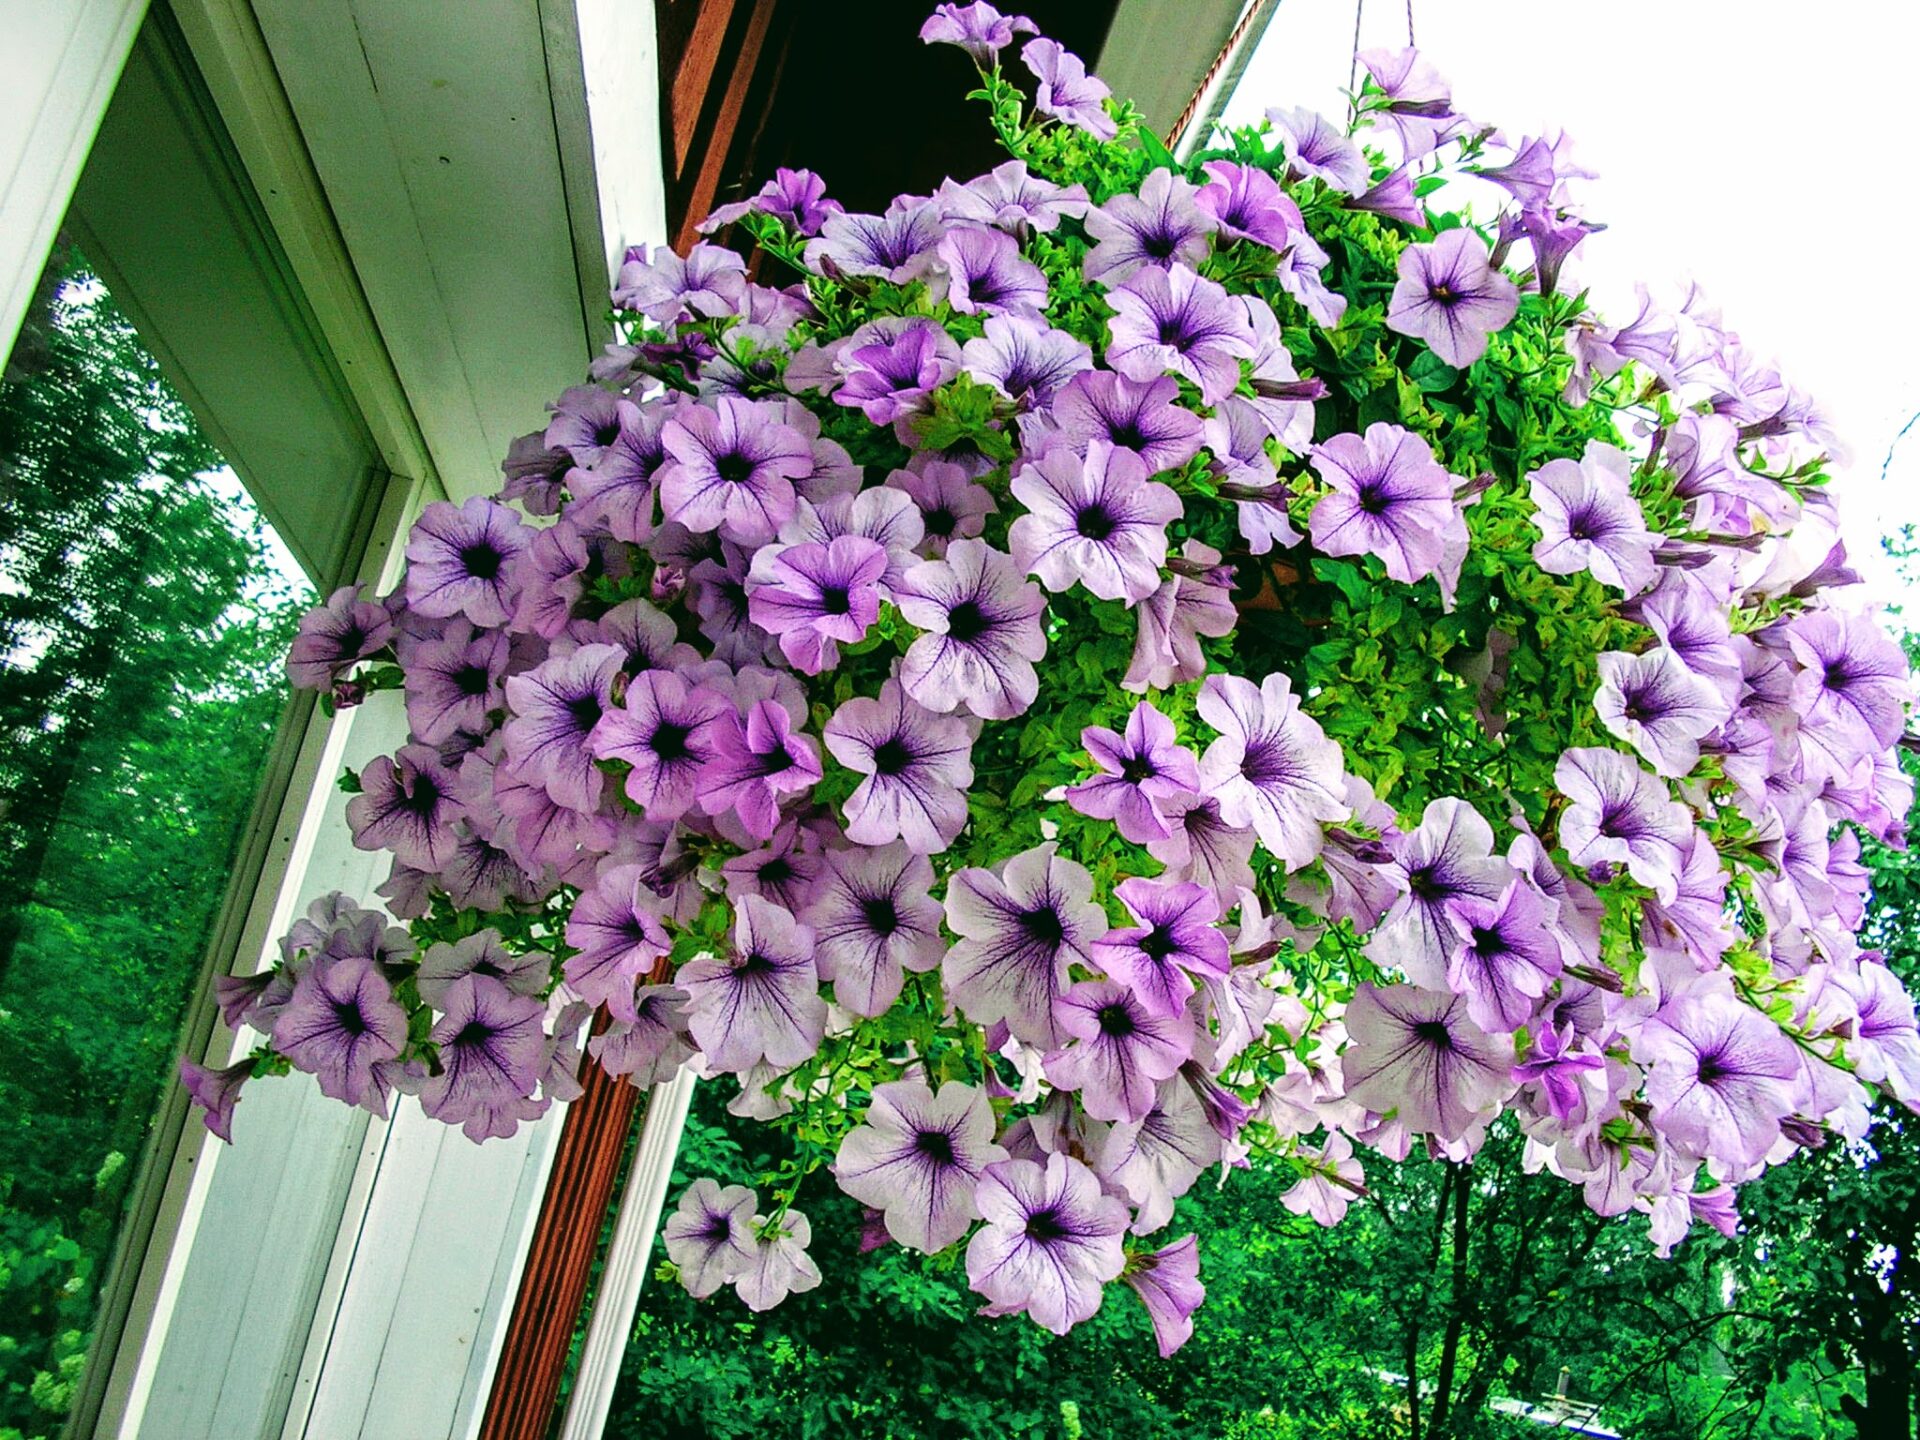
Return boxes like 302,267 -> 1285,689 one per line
1218,0 -> 1920,605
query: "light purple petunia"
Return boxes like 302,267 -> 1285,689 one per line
1083,169 -> 1214,286
834,1080 -> 1008,1252
962,312 -> 1092,407
501,643 -> 623,813
1308,423 -> 1458,586
275,955 -> 407,1112
1831,959 -> 1920,1107
919,1 -> 1036,64
1634,989 -> 1801,1166
1196,672 -> 1349,869
1008,440 -> 1181,603
1441,882 -> 1564,1033
1066,701 -> 1200,844
1045,978 -> 1194,1123
399,619 -> 507,745
591,984 -> 695,1088
1038,370 -> 1204,473
662,1178 -> 758,1298
1358,47 -> 1466,159
804,841 -> 947,1016
1195,161 -> 1301,252
564,866 -> 671,1016
1365,796 -> 1511,988
1020,38 -> 1116,140
1348,167 -> 1427,226
1148,791 -> 1258,902
1266,105 -> 1372,194
1340,982 -> 1515,1140
1091,1077 -> 1218,1232
938,159 -> 1088,235
180,1057 -> 253,1143
611,242 -> 747,322
568,399 -> 672,543
678,896 -> 826,1074
417,973 -> 548,1142
1105,263 -> 1257,405
1386,228 -> 1519,369
1125,540 -> 1238,692
720,818 -> 826,915
1280,1131 -> 1367,1226
698,167 -> 843,237
746,535 -> 888,674
1123,1234 -> 1205,1357
896,540 -> 1048,721
347,744 -> 465,871
1205,397 -> 1302,555
404,497 -> 529,628
697,699 -> 824,842
1785,610 -> 1913,764
823,677 -> 976,854
1528,440 -> 1658,596
543,386 -> 630,467
1595,647 -> 1729,779
805,200 -> 946,283
1091,877 -> 1230,1019
734,1209 -> 822,1311
659,397 -> 811,545
287,585 -> 394,691
936,224 -> 1049,314
966,1153 -> 1129,1334
836,317 -> 963,426
886,460 -> 997,559
418,929 -> 547,1010
780,486 -> 925,594
590,669 -> 733,821
1509,1023 -> 1606,1123
1632,571 -> 1743,710
944,843 -> 1106,1047
1555,746 -> 1695,903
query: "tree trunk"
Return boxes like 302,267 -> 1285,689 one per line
1427,1161 -> 1472,1437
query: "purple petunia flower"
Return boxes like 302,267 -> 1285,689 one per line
418,973 -> 549,1141
404,497 -> 529,628
805,200 -> 946,283
1266,106 -> 1371,194
1020,38 -> 1116,140
180,1057 -> 253,1143
938,159 -> 1089,235
1195,161 -> 1301,252
919,1 -> 1036,64
1105,264 -> 1257,406
591,984 -> 695,1088
590,669 -> 733,822
1633,989 -> 1801,1166
662,1178 -> 758,1298
1091,877 -> 1230,1019
544,386 -> 631,467
886,460 -> 997,559
944,843 -> 1107,1047
1358,47 -> 1466,160
399,620 -> 508,745
896,540 -> 1048,721
275,955 -> 407,1112
1279,1132 -> 1367,1226
1240,298 -> 1323,452
1205,397 -> 1302,554
734,1208 -> 822,1312
1386,228 -> 1519,369
1125,540 -> 1238,693
1083,169 -> 1214,286
1308,423 -> 1458,586
699,167 -> 842,237
501,643 -> 622,813
804,841 -> 947,1016
1123,1235 -> 1206,1357
1045,978 -> 1194,1123
1595,647 -> 1729,779
564,866 -> 671,1017
1349,167 -> 1427,226
418,929 -> 547,1010
612,242 -> 747,322
962,312 -> 1092,407
824,677 -> 976,854
1366,797 -> 1512,990
679,896 -> 826,1074
1148,792 -> 1258,901
746,535 -> 888,674
1066,702 -> 1200,844
1038,370 -> 1204,474
1509,1023 -> 1606,1123
720,818 -> 827,915
836,318 -> 964,426
498,428 -> 572,515
1197,672 -> 1349,869
967,1153 -> 1129,1334
935,225 -> 1049,314
287,586 -> 394,691
1091,1077 -> 1218,1232
347,744 -> 465,871
834,1080 -> 1007,1252
568,399 -> 673,543
1528,441 -> 1658,596
1555,746 -> 1695,903
1341,982 -> 1514,1140
1008,440 -> 1181,603
1785,610 -> 1913,764
659,398 -> 811,546
1442,882 -> 1565,1033
697,698 -> 824,842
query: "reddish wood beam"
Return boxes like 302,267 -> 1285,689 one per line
672,0 -> 780,252
669,0 -> 740,176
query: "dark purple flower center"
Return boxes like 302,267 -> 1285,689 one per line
567,692 -> 605,732
701,1213 -> 733,1242
914,1128 -> 956,1165
1024,1207 -> 1069,1243
1017,904 -> 1066,948
1565,505 -> 1598,542
872,737 -> 914,776
593,417 -> 622,447
400,771 -> 445,819
739,951 -> 776,976
1406,865 -> 1445,901
1822,661 -> 1851,692
332,999 -> 370,1037
334,621 -> 368,657
649,719 -> 692,761
621,914 -> 654,945
1239,737 -> 1293,787
1139,925 -> 1178,960
1120,755 -> 1157,784
454,663 -> 493,698
1356,482 -> 1391,517
1075,505 -> 1117,542
1697,1053 -> 1727,1084
946,600 -> 991,643
460,542 -> 504,581
1108,419 -> 1152,451
1468,925 -> 1505,957
861,896 -> 901,936
819,585 -> 852,616
453,1020 -> 496,1050
1413,1018 -> 1454,1051
925,506 -> 957,537
1429,282 -> 1460,306
758,856 -> 794,886
1621,688 -> 1653,723
1097,1002 -> 1136,1037
1142,229 -> 1180,261
715,452 -> 756,485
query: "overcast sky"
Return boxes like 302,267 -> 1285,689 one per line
1218,0 -> 1920,603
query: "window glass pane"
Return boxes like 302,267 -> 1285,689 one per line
0,242 -> 314,1439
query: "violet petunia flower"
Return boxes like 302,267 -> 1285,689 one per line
805,200 -> 946,283
678,896 -> 826,1074
896,540 -> 1048,721
1831,959 -> 1920,1107
1595,647 -> 1728,779
746,535 -> 888,674
404,497 -> 529,628
944,843 -> 1107,1048
697,699 -> 824,842
1365,796 -> 1510,988
543,386 -> 629,468
1195,161 -> 1301,252
569,399 -> 672,543
662,1178 -> 758,1298
804,841 -> 947,1016
564,866 -> 671,1017
659,397 -> 811,546
1066,701 -> 1201,844
1555,746 -> 1695,903
1441,883 -> 1564,1033
399,620 -> 507,745
1091,877 -> 1230,1019
836,318 -> 963,426
591,985 -> 695,1088
275,955 -> 408,1112
1280,1132 -> 1367,1227
1266,106 -> 1371,194
1308,423 -> 1458,586
720,818 -> 825,915
734,1209 -> 822,1311
886,460 -> 997,559
1148,792 -> 1258,901
1349,168 -> 1427,226
1340,982 -> 1514,1140
611,242 -> 747,322
1123,1235 -> 1206,1357
835,1080 -> 1008,1252
1528,440 -> 1657,596
781,486 -> 925,595
1386,229 -> 1519,369
939,159 -> 1089,235
180,1057 -> 253,1144
966,1153 -> 1130,1334
1205,398 -> 1301,555
823,677 -> 976,854
698,167 -> 843,237
347,744 -> 465,871
1092,1078 -> 1218,1232
1785,610 -> 1912,762
1008,440 -> 1181,603
287,586 -> 394,691
1045,978 -> 1194,1123
962,312 -> 1092,408
1105,263 -> 1257,405
417,973 -> 548,1141
1634,989 -> 1801,1166
1358,47 -> 1466,159
1039,370 -> 1204,473
935,224 -> 1048,315
919,1 -> 1036,64
1125,540 -> 1238,693
590,669 -> 733,822
1020,38 -> 1116,140
1196,672 -> 1349,869
1083,169 -> 1214,286
501,643 -> 623,813
418,929 -> 548,1010
1509,1023 -> 1606,1123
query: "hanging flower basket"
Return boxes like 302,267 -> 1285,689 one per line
186,0 -> 1920,1351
